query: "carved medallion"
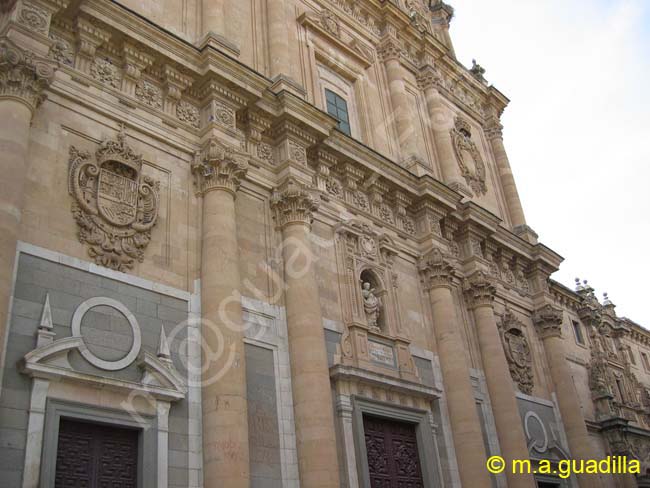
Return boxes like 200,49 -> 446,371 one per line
451,116 -> 487,195
500,309 -> 534,395
68,125 -> 159,271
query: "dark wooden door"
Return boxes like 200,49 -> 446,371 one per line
55,418 -> 139,488
363,415 -> 424,488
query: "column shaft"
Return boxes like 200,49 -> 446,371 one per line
488,133 -> 526,228
379,44 -> 418,163
422,84 -> 461,186
0,100 -> 32,374
427,285 -> 491,487
280,221 -> 340,488
472,303 -> 535,488
267,0 -> 290,79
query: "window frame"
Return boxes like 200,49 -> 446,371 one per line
571,320 -> 585,346
324,88 -> 352,137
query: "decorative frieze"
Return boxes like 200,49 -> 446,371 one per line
49,32 -> 74,66
270,178 -> 319,228
90,57 -> 119,88
191,138 -> 249,196
135,78 -> 162,109
68,125 -> 160,271
0,38 -> 56,112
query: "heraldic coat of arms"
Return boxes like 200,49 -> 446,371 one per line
68,125 -> 159,272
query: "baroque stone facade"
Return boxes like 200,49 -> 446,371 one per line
0,1 -> 647,488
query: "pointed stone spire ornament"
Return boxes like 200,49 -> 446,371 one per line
36,293 -> 55,347
157,325 -> 172,364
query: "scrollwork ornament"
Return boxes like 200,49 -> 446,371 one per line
0,38 -> 55,112
68,126 -> 160,272
451,116 -> 487,195
18,3 -> 49,34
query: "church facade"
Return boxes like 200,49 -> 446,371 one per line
0,1 -> 647,487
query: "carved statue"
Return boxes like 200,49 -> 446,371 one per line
362,282 -> 382,330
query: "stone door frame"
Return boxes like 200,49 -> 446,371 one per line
351,396 -> 442,488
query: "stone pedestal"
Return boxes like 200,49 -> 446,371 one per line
534,304 -> 604,488
192,139 -> 251,488
0,38 -> 54,390
465,272 -> 536,488
419,250 -> 491,487
271,178 -> 340,488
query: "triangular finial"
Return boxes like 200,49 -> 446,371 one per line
39,293 -> 53,330
157,325 -> 171,361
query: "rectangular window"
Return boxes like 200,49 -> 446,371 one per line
325,88 -> 351,137
628,347 -> 636,365
642,352 -> 650,371
572,321 -> 585,345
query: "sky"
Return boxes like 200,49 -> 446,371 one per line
450,0 -> 650,326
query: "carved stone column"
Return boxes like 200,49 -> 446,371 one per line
418,249 -> 491,487
192,139 -> 251,488
270,178 -> 340,488
378,34 -> 423,172
485,113 -> 527,229
464,272 -> 536,488
418,65 -> 466,190
0,38 -> 54,391
533,304 -> 604,488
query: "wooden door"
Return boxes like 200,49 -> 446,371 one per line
55,418 -> 139,488
363,415 -> 424,488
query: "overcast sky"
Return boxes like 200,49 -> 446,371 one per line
449,0 -> 650,326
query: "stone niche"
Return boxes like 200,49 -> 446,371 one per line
333,219 -> 417,382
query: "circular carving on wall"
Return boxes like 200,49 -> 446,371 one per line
524,411 -> 549,454
71,297 -> 142,371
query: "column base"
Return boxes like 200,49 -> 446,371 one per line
269,75 -> 306,99
197,31 -> 240,57
513,224 -> 538,244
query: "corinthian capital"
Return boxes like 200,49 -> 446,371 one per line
192,138 -> 248,196
533,304 -> 564,339
464,271 -> 497,309
270,178 -> 319,229
418,248 -> 457,290
0,37 -> 55,112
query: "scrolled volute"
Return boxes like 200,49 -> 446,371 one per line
192,138 -> 249,196
0,37 -> 56,112
270,178 -> 319,228
418,248 -> 457,290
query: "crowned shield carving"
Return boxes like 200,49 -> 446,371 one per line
500,309 -> 534,395
451,116 -> 487,195
68,126 -> 159,271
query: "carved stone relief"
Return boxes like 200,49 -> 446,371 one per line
499,308 -> 534,395
90,57 -> 120,88
176,100 -> 200,128
135,78 -> 162,109
451,116 -> 487,196
68,125 -> 160,271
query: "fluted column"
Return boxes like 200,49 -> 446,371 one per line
485,117 -> 526,228
378,35 -> 420,167
418,249 -> 491,487
533,304 -> 604,488
465,272 -> 536,488
418,67 -> 465,188
192,139 -> 250,488
270,178 -> 340,488
0,38 -> 54,390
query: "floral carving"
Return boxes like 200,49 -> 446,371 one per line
499,308 -> 534,395
288,140 -> 307,164
18,4 -> 48,34
49,34 -> 74,66
135,79 -> 162,109
210,101 -> 235,128
176,100 -> 200,128
257,142 -> 274,164
90,58 -> 119,88
353,190 -> 369,211
325,176 -> 342,197
192,138 -> 248,195
68,126 -> 160,272
379,204 -> 394,224
451,116 -> 487,195
402,217 -> 416,235
320,8 -> 340,37
271,178 -> 319,228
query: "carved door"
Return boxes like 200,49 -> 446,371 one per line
55,418 -> 139,488
363,415 -> 424,488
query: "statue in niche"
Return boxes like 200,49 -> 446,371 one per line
362,282 -> 382,331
